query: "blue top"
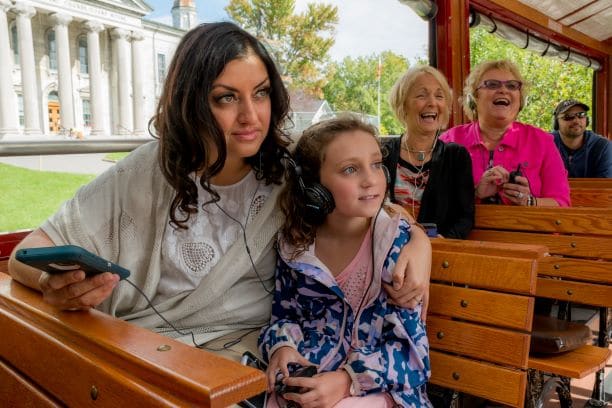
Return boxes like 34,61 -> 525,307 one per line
552,130 -> 612,178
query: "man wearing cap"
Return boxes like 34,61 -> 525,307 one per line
551,99 -> 612,178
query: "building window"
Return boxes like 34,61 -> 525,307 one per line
82,99 -> 91,126
17,94 -> 24,127
157,53 -> 166,83
47,30 -> 57,71
10,23 -> 19,65
78,36 -> 88,74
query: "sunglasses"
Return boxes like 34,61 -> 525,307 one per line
477,79 -> 523,91
559,111 -> 588,121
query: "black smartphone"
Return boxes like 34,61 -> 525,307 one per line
15,245 -> 130,280
508,164 -> 523,184
239,351 -> 268,408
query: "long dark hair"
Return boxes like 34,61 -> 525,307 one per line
151,22 -> 291,228
279,115 -> 379,258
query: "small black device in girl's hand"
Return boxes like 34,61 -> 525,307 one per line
275,363 -> 318,396
15,245 -> 130,280
239,351 -> 268,408
508,164 -> 523,184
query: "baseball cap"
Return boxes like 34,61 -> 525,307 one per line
554,99 -> 589,116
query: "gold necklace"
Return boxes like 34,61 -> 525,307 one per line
401,137 -> 437,163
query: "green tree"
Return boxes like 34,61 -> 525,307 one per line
323,51 -> 411,135
470,26 -> 592,130
226,0 -> 338,95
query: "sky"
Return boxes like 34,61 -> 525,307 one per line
144,0 -> 429,62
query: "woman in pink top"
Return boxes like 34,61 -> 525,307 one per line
440,60 -> 570,207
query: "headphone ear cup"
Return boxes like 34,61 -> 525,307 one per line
467,94 -> 476,111
303,184 -> 335,225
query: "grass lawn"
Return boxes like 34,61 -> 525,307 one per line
0,163 -> 96,233
103,152 -> 129,162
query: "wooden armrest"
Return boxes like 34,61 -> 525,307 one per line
0,272 -> 266,407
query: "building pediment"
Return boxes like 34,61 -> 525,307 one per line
94,0 -> 153,16
33,0 -> 154,27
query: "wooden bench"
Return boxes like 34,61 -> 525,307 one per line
429,239 -> 610,407
469,204 -> 612,402
0,256 -> 266,407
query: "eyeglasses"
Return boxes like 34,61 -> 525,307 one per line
559,111 -> 588,121
477,79 -> 523,91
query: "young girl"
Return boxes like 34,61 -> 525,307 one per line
259,116 -> 432,408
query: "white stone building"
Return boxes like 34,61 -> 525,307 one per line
0,0 -> 197,140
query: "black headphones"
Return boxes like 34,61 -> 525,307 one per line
553,113 -> 589,130
285,156 -> 390,226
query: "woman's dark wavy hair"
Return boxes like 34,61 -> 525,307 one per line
279,115 -> 379,259
150,22 -> 291,229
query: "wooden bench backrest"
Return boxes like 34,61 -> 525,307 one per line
0,268 -> 266,407
469,205 -> 612,308
428,239 -> 543,407
569,178 -> 612,189
570,188 -> 612,207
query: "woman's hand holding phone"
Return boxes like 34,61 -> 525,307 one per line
38,269 -> 119,310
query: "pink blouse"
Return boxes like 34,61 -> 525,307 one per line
440,122 -> 570,206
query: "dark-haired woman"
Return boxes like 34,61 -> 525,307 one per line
8,22 -> 431,356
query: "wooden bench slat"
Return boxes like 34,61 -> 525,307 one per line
536,278 -> 612,308
431,251 -> 537,295
569,179 -> 612,189
0,359 -> 60,407
538,257 -> 612,284
470,229 -> 612,260
528,345 -> 611,378
430,350 -> 527,407
570,188 -> 612,207
429,284 -> 534,330
474,205 -> 612,235
428,316 -> 530,368
431,238 -> 547,259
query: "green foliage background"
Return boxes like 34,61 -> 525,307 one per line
226,0 -> 338,96
323,51 -> 414,135
470,26 -> 593,131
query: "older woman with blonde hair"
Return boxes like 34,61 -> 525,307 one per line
440,60 -> 570,206
383,65 -> 474,239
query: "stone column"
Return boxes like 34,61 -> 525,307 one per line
110,28 -> 131,135
0,0 -> 18,137
83,21 -> 105,136
131,31 -> 145,136
14,1 -> 40,135
50,13 -> 74,130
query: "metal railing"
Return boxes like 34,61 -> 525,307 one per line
0,138 -> 153,157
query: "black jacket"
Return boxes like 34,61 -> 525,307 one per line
382,137 -> 475,239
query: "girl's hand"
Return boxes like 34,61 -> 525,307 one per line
282,370 -> 351,408
383,224 -> 431,320
476,166 -> 508,199
39,270 -> 119,310
502,175 -> 531,206
266,346 -> 311,392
